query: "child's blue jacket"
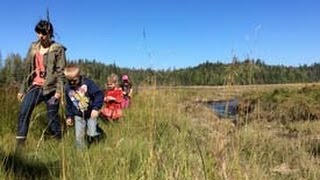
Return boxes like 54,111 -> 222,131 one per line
65,77 -> 104,119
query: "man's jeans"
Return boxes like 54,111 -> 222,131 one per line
74,116 -> 100,149
16,86 -> 61,140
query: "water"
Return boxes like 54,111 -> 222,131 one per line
209,99 -> 238,119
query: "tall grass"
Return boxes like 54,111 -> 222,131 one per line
1,84 -> 320,179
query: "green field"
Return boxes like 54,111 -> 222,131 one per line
1,84 -> 320,179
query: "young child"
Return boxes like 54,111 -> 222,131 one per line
64,64 -> 104,149
100,73 -> 123,121
120,74 -> 133,108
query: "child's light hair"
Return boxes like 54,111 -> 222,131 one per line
64,64 -> 81,79
107,73 -> 119,86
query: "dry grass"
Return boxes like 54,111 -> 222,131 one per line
1,83 -> 320,179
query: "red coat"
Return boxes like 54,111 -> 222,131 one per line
100,87 -> 123,120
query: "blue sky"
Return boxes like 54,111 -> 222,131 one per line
1,0 -> 320,69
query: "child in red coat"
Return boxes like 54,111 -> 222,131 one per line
100,73 -> 123,121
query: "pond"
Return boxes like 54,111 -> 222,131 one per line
208,99 -> 238,119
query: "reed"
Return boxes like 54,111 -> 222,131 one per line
1,84 -> 320,179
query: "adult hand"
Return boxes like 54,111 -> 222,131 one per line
54,93 -> 61,99
90,109 -> 99,119
66,118 -> 74,126
17,93 -> 24,102
48,96 -> 58,105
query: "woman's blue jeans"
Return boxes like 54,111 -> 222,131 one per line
16,86 -> 61,140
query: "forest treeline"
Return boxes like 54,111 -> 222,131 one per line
0,53 -> 320,87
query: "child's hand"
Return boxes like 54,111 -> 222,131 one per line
66,118 -> 74,126
91,110 -> 99,119
107,96 -> 116,101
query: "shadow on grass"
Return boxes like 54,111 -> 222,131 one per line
0,149 -> 60,179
